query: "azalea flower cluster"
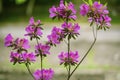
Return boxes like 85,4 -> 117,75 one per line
4,0 -> 111,80
80,1 -> 111,30
4,34 -> 35,65
47,22 -> 80,46
33,69 -> 54,80
25,17 -> 43,40
58,51 -> 79,66
4,17 -> 54,80
49,0 -> 80,67
49,0 -> 76,21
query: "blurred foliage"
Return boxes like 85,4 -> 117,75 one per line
15,0 -> 27,5
0,0 -> 120,23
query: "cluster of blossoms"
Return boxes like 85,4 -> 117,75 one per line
47,22 -> 80,46
33,69 -> 54,80
49,0 -> 76,21
58,51 -> 79,66
47,22 -> 80,65
61,22 -> 80,39
25,17 -> 43,40
47,27 -> 63,46
4,34 -> 36,65
4,34 -> 30,51
35,43 -> 51,57
4,17 -> 54,80
10,52 -> 36,64
48,0 -> 80,67
80,1 -> 111,30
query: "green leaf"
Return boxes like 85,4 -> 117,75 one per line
71,35 -> 76,40
68,34 -> 71,40
98,0 -> 101,4
82,0 -> 89,4
106,26 -> 110,29
89,0 -> 93,6
13,61 -> 17,65
104,27 -> 106,31
90,21 -> 94,27
104,3 -> 108,6
65,1 -> 68,6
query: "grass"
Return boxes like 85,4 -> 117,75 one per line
1,50 -> 120,73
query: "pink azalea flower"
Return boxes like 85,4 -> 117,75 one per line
22,52 -> 36,63
58,51 -> 79,66
33,68 -> 54,80
25,17 -> 43,40
80,4 -> 89,16
62,22 -> 80,35
49,0 -> 77,20
47,27 -> 63,45
15,38 -> 30,50
10,52 -> 21,64
29,17 -> 41,26
49,6 -> 58,18
79,1 -> 111,30
4,34 -> 14,47
35,43 -> 50,56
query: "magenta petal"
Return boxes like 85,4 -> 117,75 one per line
4,34 -> 13,47
29,17 -> 34,25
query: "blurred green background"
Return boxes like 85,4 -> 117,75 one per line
0,0 -> 120,23
0,0 -> 120,80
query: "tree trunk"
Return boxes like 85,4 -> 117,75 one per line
0,0 -> 2,14
26,0 -> 35,16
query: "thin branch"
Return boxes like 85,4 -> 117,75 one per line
69,25 -> 97,78
67,37 -> 71,80
36,38 -> 43,80
25,64 -> 35,80
69,38 -> 96,77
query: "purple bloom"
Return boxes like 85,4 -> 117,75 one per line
49,0 -> 77,20
59,1 -> 77,20
15,38 -> 30,50
25,25 -> 43,37
4,34 -> 14,47
29,17 -> 41,26
80,1 -> 111,30
58,51 -> 79,66
80,4 -> 89,16
35,43 -> 50,56
33,68 -> 54,80
10,52 -> 36,64
103,9 -> 109,14
49,6 -> 58,18
22,52 -> 36,63
97,15 -> 111,29
4,34 -> 30,52
10,52 -> 21,64
52,27 -> 63,35
104,15 -> 111,23
92,2 -> 109,15
47,27 -> 63,45
25,17 -> 43,39
47,34 -> 61,45
93,1 -> 102,10
62,22 -> 80,35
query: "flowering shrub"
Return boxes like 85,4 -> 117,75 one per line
4,0 -> 111,80
80,1 -> 111,30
